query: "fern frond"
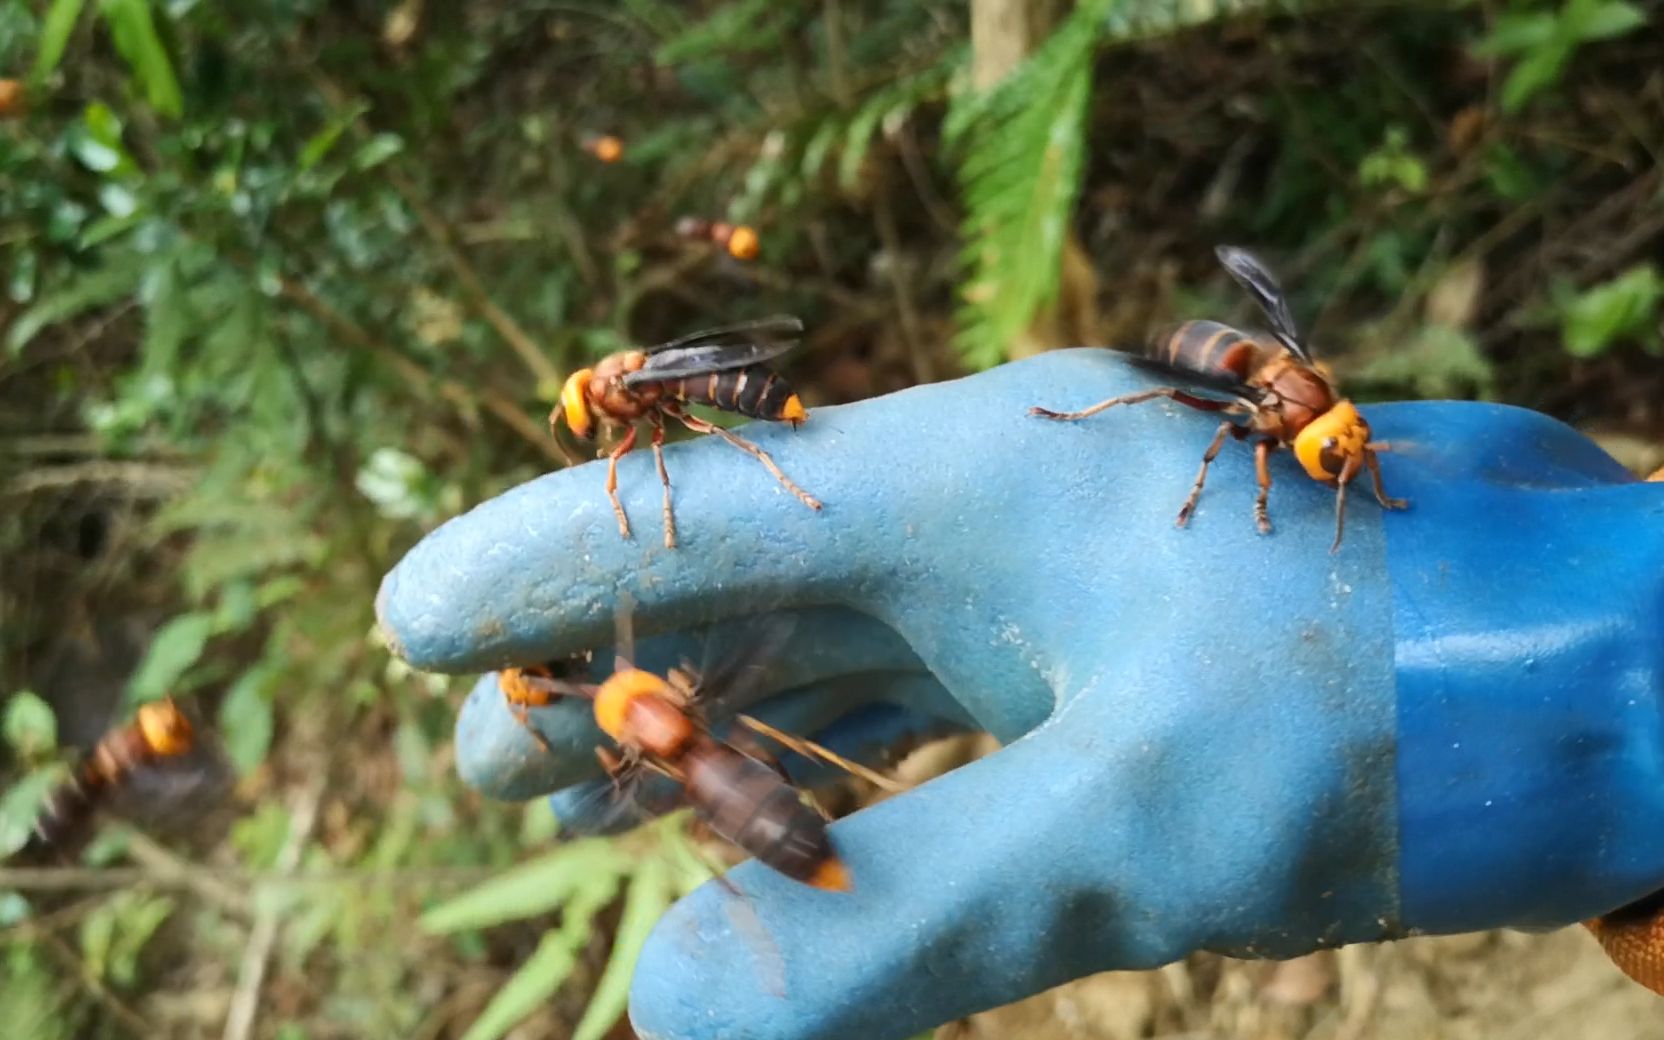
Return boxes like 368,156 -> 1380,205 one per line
950,0 -> 1112,370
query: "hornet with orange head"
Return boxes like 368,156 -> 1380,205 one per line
674,216 -> 761,261
510,604 -> 900,891
1030,245 -> 1408,551
19,699 -> 195,860
552,316 -> 822,549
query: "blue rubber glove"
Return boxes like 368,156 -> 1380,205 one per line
376,348 -> 1664,1040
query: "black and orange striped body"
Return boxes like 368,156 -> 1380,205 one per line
1154,320 -> 1276,381
680,735 -> 839,886
657,365 -> 802,424
22,702 -> 194,859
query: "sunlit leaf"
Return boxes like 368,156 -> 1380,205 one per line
459,879 -> 618,1040
126,611 -> 215,704
6,264 -> 142,354
98,0 -> 183,117
31,0 -> 87,85
352,133 -> 404,171
0,768 -> 69,860
1562,265 -> 1663,358
218,665 -> 276,775
572,856 -> 672,1040
420,838 -> 628,933
3,693 -> 57,759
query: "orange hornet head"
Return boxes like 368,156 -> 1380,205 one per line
724,225 -> 760,261
136,700 -> 194,757
1292,400 -> 1372,483
554,369 -> 597,442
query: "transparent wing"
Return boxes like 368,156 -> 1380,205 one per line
687,612 -> 801,718
1125,353 -> 1267,411
640,316 -> 804,356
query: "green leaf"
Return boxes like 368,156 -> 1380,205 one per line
459,879 -> 618,1040
352,133 -> 404,171
950,0 -> 1108,368
1573,0 -> 1646,41
1562,265 -> 1663,358
1473,12 -> 1557,57
7,264 -> 142,354
97,0 -> 182,117
31,0 -> 87,85
3,692 -> 58,758
218,665 -> 275,775
420,838 -> 628,933
299,107 -> 366,170
0,768 -> 69,859
126,611 -> 215,704
572,856 -> 672,1040
1501,42 -> 1571,113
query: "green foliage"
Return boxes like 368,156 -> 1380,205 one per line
3,692 -> 58,759
1359,127 -> 1429,195
79,889 -> 175,988
1559,265 -> 1663,358
949,0 -> 1110,369
571,855 -> 674,1040
1475,0 -> 1647,112
125,611 -> 215,704
30,0 -> 85,85
425,818 -> 711,1040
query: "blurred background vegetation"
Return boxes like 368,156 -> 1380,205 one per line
0,0 -> 1661,1038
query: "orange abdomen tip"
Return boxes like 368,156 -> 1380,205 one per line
1587,914 -> 1664,995
1647,464 -> 1664,483
781,394 -> 806,424
807,857 -> 851,892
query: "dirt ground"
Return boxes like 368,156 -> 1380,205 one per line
939,929 -> 1663,1040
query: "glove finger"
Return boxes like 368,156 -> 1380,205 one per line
624,725 -> 1175,1040
549,683 -> 967,836
455,607 -> 941,799
375,354 -> 1087,675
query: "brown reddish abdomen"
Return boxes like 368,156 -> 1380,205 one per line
682,739 -> 836,883
1154,321 -> 1270,380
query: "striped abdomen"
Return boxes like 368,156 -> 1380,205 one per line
661,365 -> 799,421
1152,320 -> 1269,380
681,737 -> 842,887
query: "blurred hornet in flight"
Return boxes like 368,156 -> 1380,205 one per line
16,699 -> 196,862
675,216 -> 761,262
1031,245 -> 1407,552
506,604 -> 900,891
580,132 -> 624,163
551,316 -> 822,549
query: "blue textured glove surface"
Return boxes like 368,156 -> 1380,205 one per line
376,349 -> 1664,1040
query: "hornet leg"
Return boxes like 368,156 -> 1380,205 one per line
1176,421 -> 1235,529
651,415 -> 676,549
1330,454 -> 1362,554
1030,386 -> 1223,422
1364,445 -> 1409,511
675,413 -> 823,512
1254,439 -> 1275,535
604,425 -> 639,540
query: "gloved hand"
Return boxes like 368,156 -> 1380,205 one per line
375,348 -> 1664,1040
